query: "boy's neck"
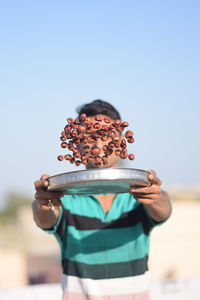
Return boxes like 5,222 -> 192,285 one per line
95,194 -> 117,213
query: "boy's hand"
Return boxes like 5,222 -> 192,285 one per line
129,170 -> 162,205
34,174 -> 64,210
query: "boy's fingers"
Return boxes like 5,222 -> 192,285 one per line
129,185 -> 160,194
148,170 -> 156,181
40,174 -> 50,181
38,198 -> 61,205
148,170 -> 162,186
131,193 -> 159,200
35,191 -> 64,200
34,174 -> 50,190
34,180 -> 48,190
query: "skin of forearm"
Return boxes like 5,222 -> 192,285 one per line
32,200 -> 60,229
144,190 -> 172,222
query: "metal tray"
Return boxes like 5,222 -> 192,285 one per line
47,167 -> 150,195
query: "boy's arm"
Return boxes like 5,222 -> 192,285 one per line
129,170 -> 172,222
32,174 -> 63,229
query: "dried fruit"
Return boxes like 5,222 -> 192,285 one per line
95,115 -> 103,121
128,154 -> 135,160
58,115 -> 135,167
125,130 -> 133,138
57,155 -> 64,161
61,142 -> 68,148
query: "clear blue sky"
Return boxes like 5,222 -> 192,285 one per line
0,0 -> 199,208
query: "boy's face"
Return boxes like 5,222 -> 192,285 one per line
85,115 -> 123,169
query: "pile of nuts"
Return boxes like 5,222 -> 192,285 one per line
57,114 -> 135,167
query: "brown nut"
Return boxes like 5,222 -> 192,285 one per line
102,156 -> 108,165
71,129 -> 78,137
64,125 -> 71,133
121,149 -> 128,154
81,154 -> 87,160
73,138 -> 81,145
74,152 -> 81,159
61,131 -> 66,136
125,130 -> 133,138
128,154 -> 135,160
83,145 -> 90,153
68,141 -> 74,147
114,141 -> 120,148
102,145 -> 108,152
121,121 -> 129,127
115,149 -> 121,156
83,133 -> 90,138
81,158 -> 88,165
108,131 -> 116,139
109,124 -> 115,130
71,123 -> 79,129
78,125 -> 86,132
94,163 -> 101,167
82,138 -> 89,144
127,137 -> 135,143
114,119 -> 121,126
95,115 -> 103,121
120,152 -> 128,159
75,160 -> 81,166
60,136 -> 67,141
79,113 -> 87,121
120,139 -> 127,148
74,117 -> 80,124
105,148 -> 113,156
108,141 -> 115,148
104,117 -> 111,123
87,136 -> 96,144
57,155 -> 64,161
92,131 -> 101,139
70,158 -> 75,164
61,142 -> 68,148
101,135 -> 108,141
88,156 -> 95,163
72,148 -> 79,154
116,126 -> 124,133
91,146 -> 100,156
101,124 -> 109,131
86,127 -> 94,134
65,154 -> 72,160
67,118 -> 74,124
68,146 -> 75,151
66,133 -> 72,139
94,156 -> 102,163
93,122 -> 101,130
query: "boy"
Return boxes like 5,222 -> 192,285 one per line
32,99 -> 172,300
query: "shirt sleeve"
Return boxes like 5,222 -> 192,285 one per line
142,204 -> 169,227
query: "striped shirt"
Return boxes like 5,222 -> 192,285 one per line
44,193 -> 164,300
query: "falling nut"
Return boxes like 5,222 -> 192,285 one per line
61,142 -> 68,148
59,115 -> 135,167
57,155 -> 64,161
128,154 -> 135,160
125,130 -> 133,138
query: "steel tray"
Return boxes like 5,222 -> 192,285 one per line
47,167 -> 150,195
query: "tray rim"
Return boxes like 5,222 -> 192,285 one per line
47,167 -> 151,181
47,167 -> 151,194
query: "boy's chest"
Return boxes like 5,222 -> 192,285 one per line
62,193 -> 136,223
95,194 -> 116,213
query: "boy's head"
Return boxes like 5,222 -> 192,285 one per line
76,100 -> 123,169
76,99 -> 121,121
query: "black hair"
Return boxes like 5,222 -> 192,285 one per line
76,99 -> 121,120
